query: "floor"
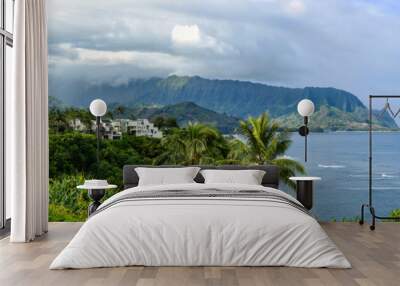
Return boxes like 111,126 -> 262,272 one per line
0,222 -> 399,286
0,219 -> 11,239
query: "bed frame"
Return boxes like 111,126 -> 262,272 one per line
123,165 -> 280,190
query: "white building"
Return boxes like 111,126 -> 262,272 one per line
84,118 -> 162,140
69,118 -> 87,132
121,119 -> 163,138
91,119 -> 122,140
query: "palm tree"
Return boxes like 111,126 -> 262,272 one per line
226,139 -> 250,164
237,112 -> 305,189
155,122 -> 228,165
115,105 -> 125,118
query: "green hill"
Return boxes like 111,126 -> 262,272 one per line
50,75 -> 398,130
275,106 -> 397,131
110,102 -> 240,133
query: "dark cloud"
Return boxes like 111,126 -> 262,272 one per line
47,0 -> 400,104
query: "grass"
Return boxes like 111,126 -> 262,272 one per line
49,204 -> 86,222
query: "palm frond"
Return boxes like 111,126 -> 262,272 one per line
157,122 -> 229,165
271,157 -> 306,190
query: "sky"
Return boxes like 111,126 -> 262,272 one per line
47,0 -> 400,105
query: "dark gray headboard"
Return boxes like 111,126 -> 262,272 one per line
123,165 -> 280,189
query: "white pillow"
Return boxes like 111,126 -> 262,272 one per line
200,169 -> 266,185
135,167 -> 200,186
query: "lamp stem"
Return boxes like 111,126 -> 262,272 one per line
96,116 -> 100,166
305,131 -> 307,162
304,116 -> 308,162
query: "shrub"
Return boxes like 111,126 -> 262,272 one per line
390,209 -> 400,221
49,174 -> 88,221
49,204 -> 86,222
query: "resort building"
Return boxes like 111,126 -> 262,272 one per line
78,118 -> 163,140
94,119 -> 123,140
69,118 -> 87,132
121,118 -> 163,138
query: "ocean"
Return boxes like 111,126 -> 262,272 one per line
281,131 -> 400,221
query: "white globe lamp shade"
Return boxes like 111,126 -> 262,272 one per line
297,99 -> 315,117
89,99 -> 107,117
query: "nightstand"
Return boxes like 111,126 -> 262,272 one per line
289,177 -> 321,210
77,184 -> 117,216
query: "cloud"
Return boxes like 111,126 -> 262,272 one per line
285,0 -> 306,14
48,42 -> 228,87
171,24 -> 238,56
171,25 -> 201,45
47,0 -> 400,104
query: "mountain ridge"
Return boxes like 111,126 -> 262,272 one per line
49,75 -> 398,130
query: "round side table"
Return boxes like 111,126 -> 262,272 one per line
289,177 -> 321,210
77,184 -> 117,216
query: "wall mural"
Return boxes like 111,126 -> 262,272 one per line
47,0 -> 400,221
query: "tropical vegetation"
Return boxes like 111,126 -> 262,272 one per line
390,209 -> 400,220
49,107 -> 307,221
49,107 -> 400,222
155,123 -> 229,165
237,113 -> 305,188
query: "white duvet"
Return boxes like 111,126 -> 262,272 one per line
50,183 -> 351,269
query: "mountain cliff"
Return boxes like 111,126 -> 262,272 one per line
50,75 -> 398,130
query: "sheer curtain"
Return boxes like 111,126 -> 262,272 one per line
7,0 -> 49,242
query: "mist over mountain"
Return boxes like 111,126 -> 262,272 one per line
49,75 -> 398,130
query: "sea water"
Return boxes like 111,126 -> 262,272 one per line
283,132 -> 400,221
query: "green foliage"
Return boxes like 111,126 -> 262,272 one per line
49,132 -> 164,186
48,173 -> 124,222
49,108 -> 72,133
121,102 -> 239,133
49,132 -> 97,178
49,175 -> 88,221
390,209 -> 400,220
153,116 -> 179,129
225,139 -> 250,165
48,106 -> 400,222
48,131 -> 165,221
144,102 -> 239,133
114,105 -> 126,117
156,122 -> 229,165
238,113 -> 305,189
48,113 -> 305,221
49,204 -> 86,222
274,106 -> 398,131
49,106 -> 93,134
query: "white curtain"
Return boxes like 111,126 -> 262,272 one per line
7,0 -> 49,242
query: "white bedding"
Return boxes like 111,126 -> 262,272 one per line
50,183 -> 351,269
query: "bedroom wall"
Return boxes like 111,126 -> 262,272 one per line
46,0 -> 400,222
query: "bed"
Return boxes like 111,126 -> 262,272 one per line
50,165 -> 350,269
